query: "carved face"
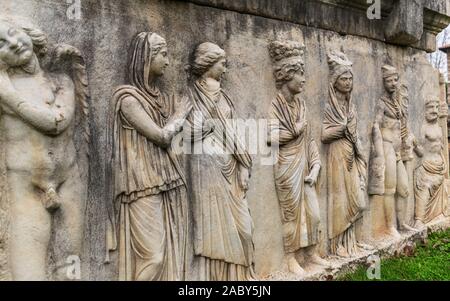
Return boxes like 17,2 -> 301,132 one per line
149,46 -> 169,77
334,71 -> 353,93
286,69 -> 306,95
383,75 -> 399,94
0,22 -> 34,67
205,57 -> 227,81
425,101 -> 439,122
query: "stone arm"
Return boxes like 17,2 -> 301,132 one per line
321,119 -> 347,144
267,106 -> 298,146
373,101 -> 385,128
413,125 -> 426,158
120,96 -> 184,148
321,103 -> 347,143
268,125 -> 297,146
413,137 -> 424,157
371,102 -> 385,148
0,74 -> 75,136
368,101 -> 386,195
305,137 -> 321,186
439,101 -> 448,118
165,94 -> 192,126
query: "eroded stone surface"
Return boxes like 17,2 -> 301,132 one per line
0,0 -> 449,281
0,16 -> 89,280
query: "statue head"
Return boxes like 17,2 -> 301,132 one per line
0,18 -> 47,68
425,98 -> 440,123
268,40 -> 305,94
328,50 -> 353,94
191,42 -> 226,81
381,65 -> 399,95
128,32 -> 168,92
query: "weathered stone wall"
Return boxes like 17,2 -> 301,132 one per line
0,0 -> 448,280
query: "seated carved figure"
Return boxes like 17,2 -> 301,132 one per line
414,99 -> 449,227
0,18 -> 89,280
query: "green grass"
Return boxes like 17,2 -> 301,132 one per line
338,229 -> 450,281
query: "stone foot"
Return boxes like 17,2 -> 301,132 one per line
387,227 -> 402,239
287,256 -> 306,276
336,246 -> 350,258
399,223 -> 418,232
413,220 -> 426,230
357,242 -> 374,250
309,253 -> 330,267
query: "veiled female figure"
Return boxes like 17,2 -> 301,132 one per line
109,32 -> 192,281
186,42 -> 256,281
267,40 -> 328,275
321,51 -> 369,257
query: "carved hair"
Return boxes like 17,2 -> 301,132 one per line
22,27 -> 48,58
191,42 -> 226,77
268,40 -> 305,89
0,18 -> 48,58
327,50 -> 353,85
425,98 -> 440,106
128,32 -> 167,95
382,64 -> 399,79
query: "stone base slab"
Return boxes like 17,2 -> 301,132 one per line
264,216 -> 450,281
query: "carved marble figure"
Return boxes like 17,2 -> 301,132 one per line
0,18 -> 89,280
267,40 -> 328,275
109,32 -> 192,281
186,42 -> 256,281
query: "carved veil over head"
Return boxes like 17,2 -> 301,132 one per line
322,49 -> 369,257
127,32 -> 167,96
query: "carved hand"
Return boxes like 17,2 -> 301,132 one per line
0,58 -> 8,71
305,164 -> 320,187
295,120 -> 307,136
359,175 -> 366,192
162,123 -> 180,146
413,136 -> 424,157
0,68 -> 16,99
166,96 -> 193,139
238,165 -> 251,191
174,96 -> 193,120
203,119 -> 215,133
173,119 -> 185,133
403,133 -> 415,155
372,121 -> 380,132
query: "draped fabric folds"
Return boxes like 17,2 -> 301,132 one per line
187,80 -> 256,281
415,152 -> 449,223
110,85 -> 187,281
322,84 -> 367,254
270,94 -> 321,253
